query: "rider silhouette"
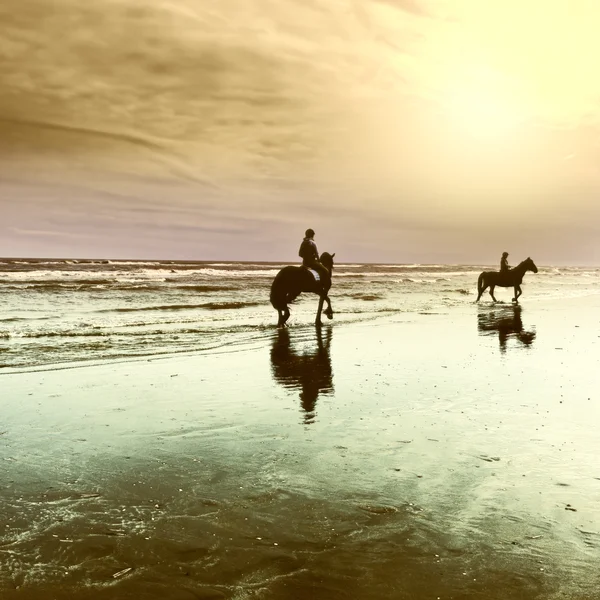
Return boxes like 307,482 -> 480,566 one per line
500,252 -> 510,273
299,229 -> 327,281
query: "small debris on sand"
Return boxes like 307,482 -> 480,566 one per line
112,567 -> 133,579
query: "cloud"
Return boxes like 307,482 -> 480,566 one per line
0,0 -> 350,179
10,227 -> 92,239
374,0 -> 428,17
2,0 -> 600,262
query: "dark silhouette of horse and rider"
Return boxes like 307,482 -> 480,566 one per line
270,326 -> 333,423
476,252 -> 538,303
270,229 -> 335,327
270,233 -> 540,325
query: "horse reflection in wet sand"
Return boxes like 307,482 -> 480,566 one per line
270,327 -> 333,424
478,305 -> 536,353
476,257 -> 538,303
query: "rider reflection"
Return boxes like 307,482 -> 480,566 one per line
270,326 -> 334,423
477,305 -> 536,352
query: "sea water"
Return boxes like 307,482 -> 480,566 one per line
2,258 -> 598,370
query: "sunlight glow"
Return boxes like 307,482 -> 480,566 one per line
420,0 -> 600,129
446,88 -> 519,138
436,66 -> 528,140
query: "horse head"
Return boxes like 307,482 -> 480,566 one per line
525,257 -> 538,273
320,252 -> 335,274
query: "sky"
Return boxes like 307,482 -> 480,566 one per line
1,0 -> 600,264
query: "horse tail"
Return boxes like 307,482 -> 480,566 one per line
270,270 -> 287,311
477,272 -> 485,295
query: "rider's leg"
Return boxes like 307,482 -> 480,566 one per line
304,259 -> 328,282
314,261 -> 328,281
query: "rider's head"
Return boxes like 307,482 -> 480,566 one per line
502,252 -> 509,257
305,228 -> 315,239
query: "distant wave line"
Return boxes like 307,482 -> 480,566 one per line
97,301 -> 262,313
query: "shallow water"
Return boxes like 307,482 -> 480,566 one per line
2,296 -> 600,599
2,258 -> 599,370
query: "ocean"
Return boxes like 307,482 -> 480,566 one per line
1,258 -> 599,370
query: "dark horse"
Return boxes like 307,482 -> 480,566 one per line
270,252 -> 335,327
476,257 -> 538,303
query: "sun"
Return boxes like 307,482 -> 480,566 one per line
440,71 -> 527,140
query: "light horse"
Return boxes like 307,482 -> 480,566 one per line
270,252 -> 335,327
476,257 -> 538,303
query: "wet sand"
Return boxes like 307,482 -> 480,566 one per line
2,295 -> 600,599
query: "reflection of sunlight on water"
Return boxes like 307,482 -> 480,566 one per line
477,305 -> 536,353
270,326 -> 333,424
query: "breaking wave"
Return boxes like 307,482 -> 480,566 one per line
99,301 -> 262,313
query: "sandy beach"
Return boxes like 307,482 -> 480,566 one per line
2,294 -> 600,599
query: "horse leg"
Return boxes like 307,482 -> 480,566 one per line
513,286 -> 522,303
323,295 -> 333,319
489,285 -> 497,302
315,294 -> 325,325
277,305 -> 290,327
476,284 -> 488,302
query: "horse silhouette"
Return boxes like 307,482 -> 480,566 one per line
270,252 -> 335,327
476,257 -> 538,303
477,305 -> 536,352
270,327 -> 333,423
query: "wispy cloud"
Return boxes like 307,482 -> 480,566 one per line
374,0 -> 429,17
10,227 -> 92,239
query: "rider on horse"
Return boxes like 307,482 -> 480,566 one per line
500,252 -> 510,273
299,229 -> 328,282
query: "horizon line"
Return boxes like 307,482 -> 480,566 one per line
1,256 -> 598,269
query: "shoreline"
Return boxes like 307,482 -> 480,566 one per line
2,257 -> 598,372
3,289 -> 600,376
